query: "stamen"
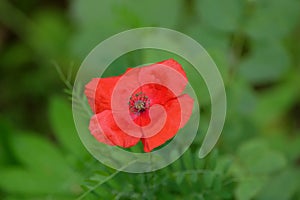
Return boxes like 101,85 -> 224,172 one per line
128,92 -> 150,114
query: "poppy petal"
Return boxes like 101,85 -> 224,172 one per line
129,84 -> 176,128
136,59 -> 188,101
85,76 -> 120,113
177,94 -> 194,128
141,94 -> 194,152
89,111 -> 140,148
136,84 -> 177,106
131,110 -> 151,126
157,59 -> 187,79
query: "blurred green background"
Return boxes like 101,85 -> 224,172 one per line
1,0 -> 300,199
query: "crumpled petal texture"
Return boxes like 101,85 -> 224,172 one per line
85,59 -> 194,152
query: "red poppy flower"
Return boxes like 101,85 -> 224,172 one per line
85,59 -> 194,152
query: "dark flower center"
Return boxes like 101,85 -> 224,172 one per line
129,92 -> 150,114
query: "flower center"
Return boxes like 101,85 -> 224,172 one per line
129,92 -> 150,114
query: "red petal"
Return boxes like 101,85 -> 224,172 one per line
136,59 -> 188,98
141,94 -> 194,152
129,84 -> 176,127
85,59 -> 186,114
85,76 -> 120,113
89,111 -> 140,148
157,59 -> 187,79
84,68 -> 134,114
177,94 -> 194,128
131,110 -> 151,126
138,84 -> 177,106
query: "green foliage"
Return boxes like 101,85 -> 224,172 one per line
239,41 -> 290,83
77,149 -> 235,199
244,0 -> 300,40
0,132 -> 82,197
28,10 -> 71,60
49,96 -> 87,157
198,0 -> 244,32
1,0 -> 300,199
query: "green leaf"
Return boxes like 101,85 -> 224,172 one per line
114,0 -> 181,28
203,171 -> 215,188
70,0 -> 121,57
198,0 -> 244,32
0,133 -> 82,197
253,73 -> 300,126
237,139 -> 287,174
227,79 -> 257,116
0,168 -> 78,196
189,172 -> 198,183
182,149 -> 194,169
257,169 -> 300,200
0,118 -> 13,165
27,10 -> 71,59
70,0 -> 180,58
206,149 -> 218,169
10,132 -> 76,179
245,0 -> 300,40
0,43 -> 31,70
49,96 -> 87,157
176,173 -> 185,185
214,156 -> 232,174
235,177 -> 266,200
212,174 -> 222,192
239,41 -> 290,84
89,174 -> 107,182
186,23 -> 230,54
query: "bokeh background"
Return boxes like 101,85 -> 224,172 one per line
1,0 -> 300,199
